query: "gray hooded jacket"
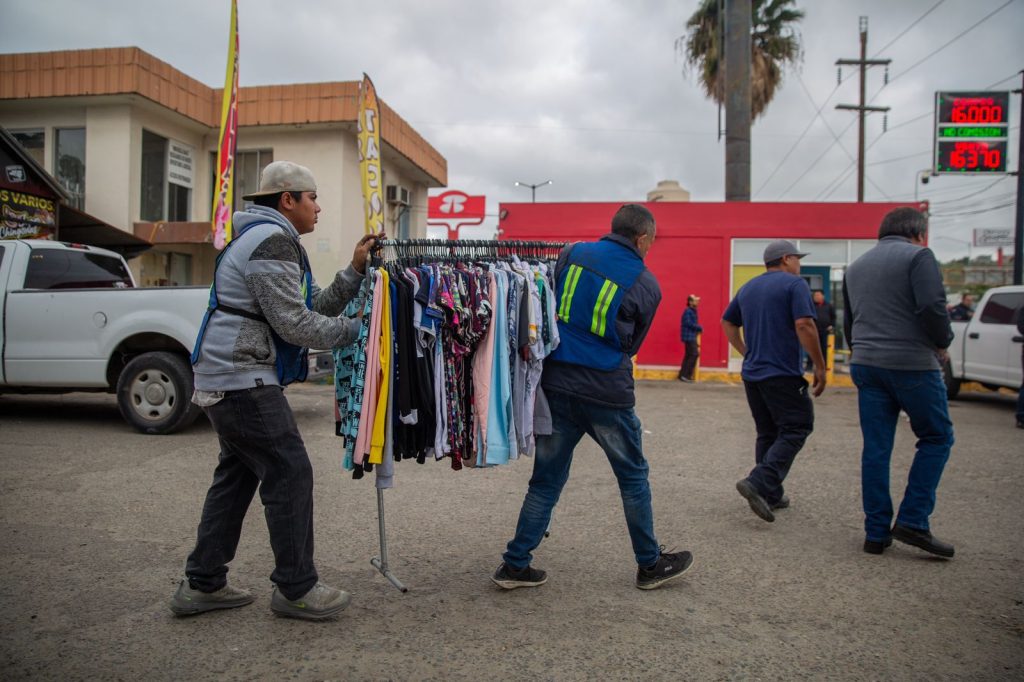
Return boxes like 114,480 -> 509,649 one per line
192,206 -> 362,391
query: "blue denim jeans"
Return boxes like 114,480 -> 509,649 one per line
850,364 -> 955,542
503,390 -> 660,568
1017,349 -> 1024,423
185,385 -> 318,600
742,376 -> 814,505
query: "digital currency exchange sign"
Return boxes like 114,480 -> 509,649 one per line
933,91 -> 1009,174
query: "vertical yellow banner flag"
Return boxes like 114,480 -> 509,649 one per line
211,0 -> 240,250
358,74 -> 385,236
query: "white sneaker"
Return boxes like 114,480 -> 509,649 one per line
270,581 -> 351,621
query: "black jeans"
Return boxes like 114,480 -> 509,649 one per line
742,376 -> 814,504
680,340 -> 699,379
185,385 -> 318,600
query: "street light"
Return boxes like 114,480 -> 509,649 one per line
515,179 -> 552,202
914,168 -> 937,203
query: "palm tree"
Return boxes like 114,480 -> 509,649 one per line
679,0 -> 804,120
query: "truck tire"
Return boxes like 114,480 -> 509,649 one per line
942,359 -> 961,401
116,352 -> 202,434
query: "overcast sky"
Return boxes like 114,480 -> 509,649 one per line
1,0 -> 1022,259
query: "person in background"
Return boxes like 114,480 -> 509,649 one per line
843,207 -> 956,558
678,294 -> 703,382
170,161 -> 381,620
721,240 -> 826,523
493,204 -> 694,592
949,293 -> 974,321
805,289 -> 835,371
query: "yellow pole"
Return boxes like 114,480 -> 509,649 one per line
826,333 -> 835,383
694,333 -> 702,382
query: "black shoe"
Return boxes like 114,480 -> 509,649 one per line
736,479 -> 775,522
863,537 -> 893,555
891,524 -> 955,558
1016,420 -> 1024,429
636,548 -> 694,590
770,494 -> 790,511
491,562 -> 548,589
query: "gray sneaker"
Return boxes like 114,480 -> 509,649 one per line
271,581 -> 351,621
169,579 -> 254,616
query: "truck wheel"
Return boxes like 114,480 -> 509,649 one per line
942,360 -> 961,400
116,352 -> 202,434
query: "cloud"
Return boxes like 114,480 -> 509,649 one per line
1,0 -> 1021,260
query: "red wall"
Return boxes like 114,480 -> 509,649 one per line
498,201 -> 922,368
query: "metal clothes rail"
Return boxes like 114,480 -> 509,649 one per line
361,238 -> 565,592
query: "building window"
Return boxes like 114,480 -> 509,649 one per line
142,130 -> 192,222
55,128 -> 86,210
10,128 -> 44,166
211,149 -> 274,214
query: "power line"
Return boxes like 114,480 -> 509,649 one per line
886,0 -> 1016,85
866,150 -> 931,166
930,176 -> 1011,204
930,201 -> 1015,217
869,0 -> 947,58
932,191 -> 1016,211
760,3 -> 958,198
754,76 -> 842,198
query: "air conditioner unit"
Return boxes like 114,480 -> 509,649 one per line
386,184 -> 411,206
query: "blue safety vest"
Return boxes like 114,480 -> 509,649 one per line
191,222 -> 313,385
548,239 -> 646,371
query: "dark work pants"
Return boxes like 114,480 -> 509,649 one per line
185,385 -> 318,601
742,376 -> 814,505
680,340 -> 699,380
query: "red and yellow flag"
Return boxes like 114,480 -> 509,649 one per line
211,0 -> 240,249
358,74 -> 385,236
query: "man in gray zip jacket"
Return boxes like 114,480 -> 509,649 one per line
170,161 -> 379,620
843,207 -> 955,559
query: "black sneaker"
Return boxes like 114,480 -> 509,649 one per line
770,494 -> 790,510
635,549 -> 694,590
491,562 -> 547,589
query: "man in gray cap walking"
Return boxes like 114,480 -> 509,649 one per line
171,161 -> 380,620
721,240 -> 826,522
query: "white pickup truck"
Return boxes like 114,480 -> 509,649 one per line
944,284 -> 1024,399
0,239 -> 209,434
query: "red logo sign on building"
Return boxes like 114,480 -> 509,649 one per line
428,190 -> 486,239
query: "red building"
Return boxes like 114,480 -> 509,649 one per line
498,201 -> 923,371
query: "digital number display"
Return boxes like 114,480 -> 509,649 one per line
935,140 -> 1007,173
936,92 -> 1009,125
934,91 -> 1010,175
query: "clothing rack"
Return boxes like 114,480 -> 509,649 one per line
360,238 -> 565,592
371,239 -> 566,268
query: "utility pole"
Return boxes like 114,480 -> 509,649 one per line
724,0 -> 751,201
1013,71 -> 1023,285
835,16 -> 890,202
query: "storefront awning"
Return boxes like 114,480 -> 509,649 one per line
59,205 -> 152,259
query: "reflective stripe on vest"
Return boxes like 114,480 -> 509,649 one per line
559,264 -> 583,322
590,280 -> 618,337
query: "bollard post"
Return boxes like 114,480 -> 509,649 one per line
826,333 -> 835,383
694,333 -> 702,382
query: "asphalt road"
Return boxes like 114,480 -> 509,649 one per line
0,380 -> 1021,680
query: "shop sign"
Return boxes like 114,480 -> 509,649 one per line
167,139 -> 194,188
0,188 -> 56,239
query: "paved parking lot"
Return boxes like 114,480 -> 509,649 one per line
0,380 -> 1021,680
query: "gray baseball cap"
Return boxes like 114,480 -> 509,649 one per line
763,239 -> 808,264
242,161 -> 317,200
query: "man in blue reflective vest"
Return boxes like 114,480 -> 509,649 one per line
493,204 -> 694,591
